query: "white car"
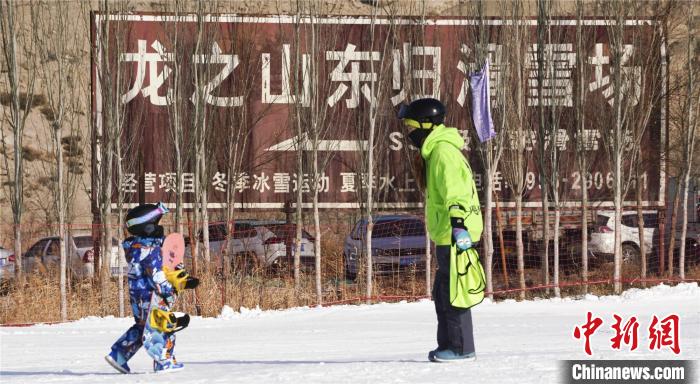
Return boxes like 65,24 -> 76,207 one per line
0,246 -> 15,285
21,234 -> 127,279
589,211 -> 658,264
185,221 -> 316,272
260,223 -> 317,271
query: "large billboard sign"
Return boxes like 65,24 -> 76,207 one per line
92,14 -> 665,209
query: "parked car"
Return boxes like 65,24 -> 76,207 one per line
261,223 -> 316,271
672,228 -> 700,265
0,246 -> 15,285
185,221 -> 316,272
589,211 -> 658,265
343,215 -> 427,280
20,234 -> 126,279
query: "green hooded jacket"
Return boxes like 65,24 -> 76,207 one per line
421,124 -> 483,246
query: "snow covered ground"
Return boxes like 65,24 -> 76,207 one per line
1,283 -> 698,383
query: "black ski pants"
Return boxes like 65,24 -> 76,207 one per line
432,245 -> 475,355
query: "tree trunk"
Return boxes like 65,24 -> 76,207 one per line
541,188 -> 550,294
679,175 -> 689,280
54,125 -> 68,321
313,185 -> 322,306
679,12 -> 697,280
516,194 -> 525,300
667,181 -> 680,277
636,168 -> 647,286
613,155 -> 623,293
553,197 -> 560,297
313,123 -> 322,305
483,175 -> 494,299
293,121 -> 304,288
495,193 -> 508,289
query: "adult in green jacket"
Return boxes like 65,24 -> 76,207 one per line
398,98 -> 483,362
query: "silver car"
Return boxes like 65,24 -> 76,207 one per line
343,215 -> 427,280
21,234 -> 126,279
185,221 -> 316,273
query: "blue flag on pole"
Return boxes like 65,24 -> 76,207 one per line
469,59 -> 496,143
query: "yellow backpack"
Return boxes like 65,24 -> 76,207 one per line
449,246 -> 486,309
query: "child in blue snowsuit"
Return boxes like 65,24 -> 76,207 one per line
105,202 -> 183,373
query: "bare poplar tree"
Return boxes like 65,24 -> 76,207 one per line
164,0 -> 187,235
573,0 -> 593,293
677,1 -> 698,280
468,0 -> 506,299
291,5 -> 306,288
365,3 -> 380,304
190,0 -> 219,270
536,1 -> 568,298
499,0 -> 532,300
0,0 -> 38,282
94,0 -> 132,310
534,0 -> 552,295
34,0 -> 84,320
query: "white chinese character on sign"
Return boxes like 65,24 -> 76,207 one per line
379,176 -> 396,191
459,129 -> 472,151
457,43 -> 504,106
544,129 -> 570,151
527,44 -> 576,107
120,40 -> 174,105
360,173 -> 377,189
262,44 -> 310,106
273,173 -> 290,193
212,172 -> 227,192
508,130 -> 536,151
191,42 -> 242,107
390,43 -> 441,106
512,130 -> 537,151
292,173 -> 311,193
588,43 -> 641,107
252,173 -> 271,193
492,171 -> 503,192
326,44 -> 380,108
181,173 -> 195,193
144,172 -> 157,193
474,173 -> 483,191
340,172 -> 356,193
315,173 -> 330,193
234,172 -> 250,193
398,176 -> 416,193
581,129 -> 601,151
121,173 -> 137,193
159,173 -> 177,193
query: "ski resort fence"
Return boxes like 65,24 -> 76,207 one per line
1,211 -> 698,323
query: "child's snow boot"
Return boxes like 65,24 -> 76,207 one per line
105,349 -> 131,374
154,358 -> 185,373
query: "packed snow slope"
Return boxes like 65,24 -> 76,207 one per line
1,283 -> 698,384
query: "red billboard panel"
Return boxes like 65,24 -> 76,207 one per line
92,14 -> 665,209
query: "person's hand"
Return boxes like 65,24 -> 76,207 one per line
451,217 -> 472,252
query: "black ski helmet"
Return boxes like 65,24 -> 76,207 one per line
397,98 -> 446,126
125,202 -> 169,236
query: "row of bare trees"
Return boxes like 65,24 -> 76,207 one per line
1,1 -> 698,323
